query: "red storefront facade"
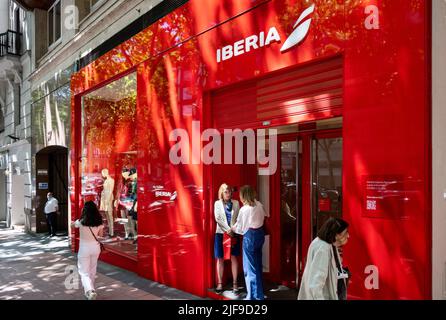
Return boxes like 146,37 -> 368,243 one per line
70,0 -> 432,299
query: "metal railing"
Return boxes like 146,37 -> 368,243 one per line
0,30 -> 22,57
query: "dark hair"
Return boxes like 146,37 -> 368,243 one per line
80,201 -> 103,227
317,217 -> 349,244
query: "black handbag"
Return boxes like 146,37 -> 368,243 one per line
332,245 -> 349,300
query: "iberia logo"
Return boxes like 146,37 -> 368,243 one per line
280,4 -> 315,52
216,4 -> 315,63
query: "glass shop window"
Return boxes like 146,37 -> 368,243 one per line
81,72 -> 138,258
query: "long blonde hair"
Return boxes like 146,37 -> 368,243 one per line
239,185 -> 256,206
218,183 -> 232,201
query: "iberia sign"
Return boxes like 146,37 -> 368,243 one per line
216,4 -> 315,63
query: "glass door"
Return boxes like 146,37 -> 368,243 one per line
311,136 -> 343,238
278,140 -> 300,287
276,131 -> 342,291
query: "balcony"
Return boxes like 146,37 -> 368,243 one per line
0,30 -> 22,87
0,30 -> 22,57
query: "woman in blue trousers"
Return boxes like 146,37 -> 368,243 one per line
232,185 -> 268,300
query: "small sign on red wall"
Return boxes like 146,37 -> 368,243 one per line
361,175 -> 421,220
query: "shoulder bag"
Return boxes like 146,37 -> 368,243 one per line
89,227 -> 106,252
332,245 -> 349,300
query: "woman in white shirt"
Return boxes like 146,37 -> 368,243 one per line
71,201 -> 104,300
298,217 -> 350,300
232,185 -> 267,300
214,183 -> 241,294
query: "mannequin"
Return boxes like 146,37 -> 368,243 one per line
115,168 -> 136,240
128,169 -> 138,242
100,168 -> 115,237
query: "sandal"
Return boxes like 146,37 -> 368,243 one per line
233,282 -> 239,294
215,283 -> 223,294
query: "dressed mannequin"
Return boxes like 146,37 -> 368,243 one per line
100,168 -> 115,237
128,169 -> 138,242
114,168 -> 137,240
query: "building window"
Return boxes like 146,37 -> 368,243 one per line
14,8 -> 21,33
16,86 -> 21,126
48,0 -> 61,47
0,107 -> 4,133
77,0 -> 105,23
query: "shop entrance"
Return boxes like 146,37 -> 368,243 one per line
207,55 -> 344,299
35,146 -> 69,235
268,124 -> 343,299
208,120 -> 343,300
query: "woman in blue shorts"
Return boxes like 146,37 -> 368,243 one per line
214,183 -> 241,294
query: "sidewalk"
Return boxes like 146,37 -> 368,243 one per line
0,227 -> 202,300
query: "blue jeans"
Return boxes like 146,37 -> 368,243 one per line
243,227 -> 265,300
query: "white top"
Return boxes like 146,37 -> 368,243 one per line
297,237 -> 340,300
44,197 -> 59,214
214,199 -> 240,234
232,200 -> 268,235
74,220 -> 104,244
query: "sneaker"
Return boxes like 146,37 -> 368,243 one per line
89,291 -> 97,300
85,290 -> 97,300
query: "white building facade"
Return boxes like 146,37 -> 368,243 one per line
8,0 -> 177,235
0,0 -> 32,229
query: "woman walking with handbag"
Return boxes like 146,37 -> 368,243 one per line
298,217 -> 350,300
71,201 -> 104,300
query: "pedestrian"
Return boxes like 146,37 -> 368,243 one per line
213,183 -> 241,294
232,185 -> 268,300
71,201 -> 104,300
44,192 -> 59,237
297,217 -> 350,300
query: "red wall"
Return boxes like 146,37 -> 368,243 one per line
71,0 -> 431,299
343,0 -> 430,299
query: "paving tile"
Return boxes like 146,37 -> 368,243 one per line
0,229 -> 202,301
